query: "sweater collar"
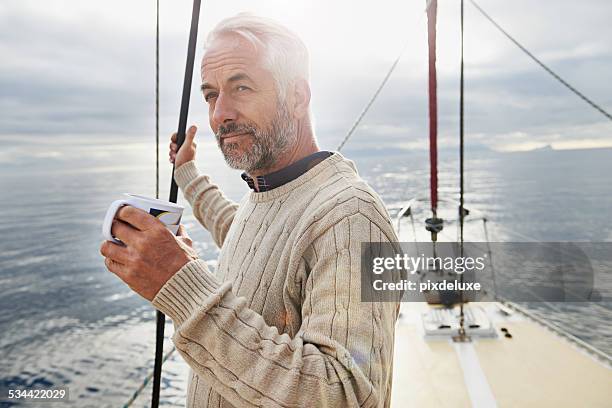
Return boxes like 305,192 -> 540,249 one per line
247,151 -> 346,203
240,151 -> 333,192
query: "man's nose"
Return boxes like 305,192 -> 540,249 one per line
212,93 -> 238,125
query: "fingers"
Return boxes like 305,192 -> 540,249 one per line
116,205 -> 160,231
110,219 -> 139,246
175,225 -> 194,248
169,126 -> 197,147
104,255 -> 128,278
100,240 -> 131,264
185,125 -> 197,146
169,141 -> 177,163
168,126 -> 197,164
169,133 -> 177,163
175,126 -> 198,158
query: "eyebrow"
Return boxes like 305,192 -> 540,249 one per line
200,82 -> 214,92
200,73 -> 253,92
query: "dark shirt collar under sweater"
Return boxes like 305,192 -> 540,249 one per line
241,151 -> 333,192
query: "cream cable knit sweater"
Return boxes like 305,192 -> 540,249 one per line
152,152 -> 400,407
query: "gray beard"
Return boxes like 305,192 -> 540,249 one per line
215,103 -> 297,173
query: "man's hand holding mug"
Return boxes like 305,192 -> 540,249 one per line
100,194 -> 198,301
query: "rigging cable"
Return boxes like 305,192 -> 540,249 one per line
336,42 -> 410,152
152,0 -> 203,407
152,1 -> 162,403
457,0 -> 466,339
155,0 -> 160,200
459,0 -> 465,248
336,7 -> 431,152
469,0 -> 612,121
122,346 -> 176,408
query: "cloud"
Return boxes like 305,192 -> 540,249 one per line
0,0 -> 611,151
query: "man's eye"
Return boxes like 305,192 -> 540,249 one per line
204,93 -> 218,102
237,85 -> 250,92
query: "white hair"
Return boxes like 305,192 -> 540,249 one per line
205,13 -> 310,99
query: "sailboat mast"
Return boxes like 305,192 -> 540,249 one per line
426,0 -> 438,218
425,0 -> 444,244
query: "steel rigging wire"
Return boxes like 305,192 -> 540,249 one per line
152,0 -> 202,407
468,0 -> 611,121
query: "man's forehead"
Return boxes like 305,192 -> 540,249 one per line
201,33 -> 262,79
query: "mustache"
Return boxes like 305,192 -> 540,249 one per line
216,122 -> 257,139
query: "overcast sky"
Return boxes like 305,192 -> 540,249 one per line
1,0 -> 611,153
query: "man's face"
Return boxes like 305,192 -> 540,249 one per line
201,33 -> 296,172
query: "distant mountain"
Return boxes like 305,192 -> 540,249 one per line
530,144 -> 555,152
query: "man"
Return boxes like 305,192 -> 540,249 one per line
101,13 -> 400,407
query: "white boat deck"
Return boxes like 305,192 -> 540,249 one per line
391,302 -> 612,407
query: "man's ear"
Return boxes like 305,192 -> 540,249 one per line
291,79 -> 311,119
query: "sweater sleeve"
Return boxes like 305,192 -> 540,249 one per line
152,209 -> 399,408
174,160 -> 239,248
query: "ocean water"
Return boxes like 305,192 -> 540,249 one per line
0,137 -> 610,406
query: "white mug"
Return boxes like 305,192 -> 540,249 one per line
102,193 -> 184,244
